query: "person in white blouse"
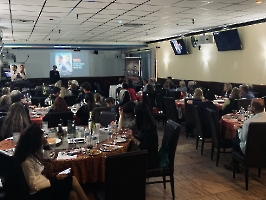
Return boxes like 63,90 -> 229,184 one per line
14,124 -> 88,200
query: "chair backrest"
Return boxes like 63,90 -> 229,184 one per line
245,122 -> 266,167
192,105 -> 204,138
169,91 -> 181,100
92,106 -> 112,123
30,97 -> 39,106
142,92 -> 152,110
162,120 -> 181,169
99,111 -> 117,127
0,152 -> 29,200
185,100 -> 195,126
155,93 -> 165,112
105,150 -> 148,200
163,97 -> 178,122
236,99 -> 252,110
64,96 -> 76,106
206,108 -> 221,146
143,92 -> 156,108
48,111 -> 73,128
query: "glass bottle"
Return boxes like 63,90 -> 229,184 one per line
88,111 -> 93,134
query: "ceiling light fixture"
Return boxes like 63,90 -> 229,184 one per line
256,0 -> 262,3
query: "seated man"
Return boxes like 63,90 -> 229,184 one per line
225,98 -> 266,171
240,84 -> 254,99
106,97 -> 117,112
76,82 -> 92,103
10,90 -> 30,120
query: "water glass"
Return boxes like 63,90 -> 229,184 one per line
42,121 -> 48,131
13,132 -> 20,146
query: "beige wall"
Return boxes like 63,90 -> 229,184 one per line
148,22 -> 266,85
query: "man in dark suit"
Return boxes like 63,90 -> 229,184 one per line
50,65 -> 60,84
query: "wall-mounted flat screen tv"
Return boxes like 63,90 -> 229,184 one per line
170,39 -> 188,55
213,29 -> 242,51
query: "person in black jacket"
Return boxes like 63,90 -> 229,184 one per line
127,103 -> 159,169
76,93 -> 96,125
49,65 -> 60,84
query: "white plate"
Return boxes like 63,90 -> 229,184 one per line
67,138 -> 85,144
114,138 -> 127,143
47,138 -> 61,145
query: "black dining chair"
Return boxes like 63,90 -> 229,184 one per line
92,107 -> 112,123
184,100 -> 196,138
146,120 -> 181,199
169,91 -> 181,100
64,95 -> 77,106
236,99 -> 252,110
206,108 -> 232,166
193,105 -> 211,155
233,122 -> 266,190
48,111 -> 73,128
97,150 -> 148,200
0,152 -> 29,200
163,97 -> 179,123
99,111 -> 117,127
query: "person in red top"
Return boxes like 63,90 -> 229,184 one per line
122,83 -> 137,102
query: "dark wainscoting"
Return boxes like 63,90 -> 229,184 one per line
157,78 -> 266,98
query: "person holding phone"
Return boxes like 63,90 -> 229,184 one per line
14,124 -> 88,200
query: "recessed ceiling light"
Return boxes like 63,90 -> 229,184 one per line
118,20 -> 123,24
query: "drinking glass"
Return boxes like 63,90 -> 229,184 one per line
13,132 -> 20,146
42,121 -> 48,132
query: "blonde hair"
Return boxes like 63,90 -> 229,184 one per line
0,102 -> 30,140
0,95 -> 11,107
59,87 -> 70,98
179,80 -> 186,87
224,83 -> 232,91
94,93 -> 103,105
55,80 -> 62,88
2,87 -> 10,95
194,88 -> 203,99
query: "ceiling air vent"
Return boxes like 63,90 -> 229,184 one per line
123,23 -> 143,28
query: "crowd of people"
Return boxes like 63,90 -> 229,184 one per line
0,74 -> 263,198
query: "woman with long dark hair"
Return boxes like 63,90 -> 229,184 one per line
76,93 -> 96,125
127,103 -> 159,169
42,97 -> 70,122
14,124 -> 88,200
0,102 -> 30,141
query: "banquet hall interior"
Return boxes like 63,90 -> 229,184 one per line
1,0 -> 266,199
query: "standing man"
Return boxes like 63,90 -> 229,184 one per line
50,65 -> 60,84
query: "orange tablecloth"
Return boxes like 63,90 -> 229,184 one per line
220,114 -> 242,139
0,138 -> 131,184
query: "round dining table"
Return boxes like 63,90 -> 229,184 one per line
220,113 -> 243,139
0,130 -> 131,184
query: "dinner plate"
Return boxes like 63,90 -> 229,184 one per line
67,138 -> 85,144
114,138 -> 126,143
86,149 -> 101,156
47,138 -> 61,145
100,145 -> 116,152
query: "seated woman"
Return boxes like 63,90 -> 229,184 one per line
118,101 -> 136,133
176,80 -> 187,93
223,83 -> 232,98
127,103 -> 159,169
14,124 -> 88,200
76,93 -> 95,125
2,87 -> 10,95
193,88 -> 204,100
94,93 -> 103,107
0,95 -> 12,112
222,87 -> 240,115
43,97 -> 70,122
0,102 -> 30,141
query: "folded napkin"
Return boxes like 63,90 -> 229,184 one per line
57,152 -> 77,160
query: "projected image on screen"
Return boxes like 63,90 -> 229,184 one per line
50,52 -> 89,77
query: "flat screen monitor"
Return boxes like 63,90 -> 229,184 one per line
213,29 -> 242,51
170,39 -> 188,55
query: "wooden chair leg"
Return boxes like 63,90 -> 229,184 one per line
170,174 -> 175,199
163,175 -> 166,189
211,144 -> 214,160
196,136 -> 199,150
258,168 -> 261,178
216,148 -> 220,167
233,158 -> 236,179
201,139 -> 205,155
245,167 -> 249,190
